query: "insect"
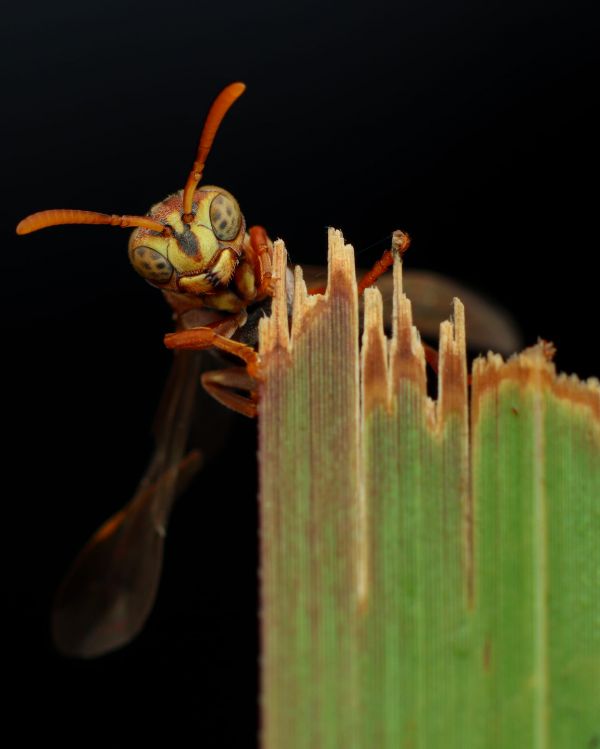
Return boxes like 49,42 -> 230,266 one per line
17,82 -> 520,658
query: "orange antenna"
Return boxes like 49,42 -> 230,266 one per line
16,209 -> 169,236
182,82 -> 246,222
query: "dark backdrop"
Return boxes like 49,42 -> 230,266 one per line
3,0 -> 598,745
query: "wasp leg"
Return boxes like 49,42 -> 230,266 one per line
246,225 -> 274,299
198,312 -> 247,335
233,226 -> 274,305
423,342 -> 439,375
164,327 -> 261,380
356,229 -> 411,294
165,327 -> 260,417
201,366 -> 257,418
307,229 -> 411,296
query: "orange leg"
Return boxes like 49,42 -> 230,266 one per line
308,229 -> 411,296
246,225 -> 274,299
165,327 -> 261,380
423,342 -> 439,375
201,367 -> 258,418
165,327 -> 261,417
200,313 -> 246,335
356,229 -> 411,295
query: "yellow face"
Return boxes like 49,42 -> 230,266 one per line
128,186 -> 246,295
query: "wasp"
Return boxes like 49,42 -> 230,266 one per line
17,83 -> 519,658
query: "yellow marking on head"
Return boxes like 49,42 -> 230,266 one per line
235,261 -> 257,301
191,191 -> 215,227
131,233 -> 171,256
209,248 -> 239,286
164,210 -> 185,235
171,224 -> 220,274
179,274 -> 215,294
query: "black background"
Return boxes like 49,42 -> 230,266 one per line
3,0 -> 598,745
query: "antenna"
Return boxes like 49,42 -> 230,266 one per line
16,209 -> 168,236
181,82 -> 246,222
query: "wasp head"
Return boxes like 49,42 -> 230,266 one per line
16,83 -> 248,301
128,186 -> 245,295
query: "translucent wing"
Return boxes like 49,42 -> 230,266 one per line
301,265 -> 522,355
52,350 -> 229,658
397,269 -> 521,355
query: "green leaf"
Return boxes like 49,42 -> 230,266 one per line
257,229 -> 600,749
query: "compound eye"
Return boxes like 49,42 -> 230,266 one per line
210,193 -> 241,241
130,246 -> 173,284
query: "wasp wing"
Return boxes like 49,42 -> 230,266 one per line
52,349 -> 230,658
396,269 -> 521,355
301,265 -> 521,355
